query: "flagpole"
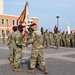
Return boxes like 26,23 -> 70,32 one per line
17,2 -> 29,60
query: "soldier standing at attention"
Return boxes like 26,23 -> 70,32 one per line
58,31 -> 62,46
26,23 -> 48,74
65,31 -> 69,47
2,30 -> 5,44
61,31 -> 66,47
7,26 -> 17,66
44,29 -> 49,48
54,30 -> 59,49
49,31 -> 53,46
74,32 -> 75,47
13,25 -> 26,72
69,31 -> 74,47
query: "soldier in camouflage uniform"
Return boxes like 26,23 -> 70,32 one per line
49,31 -> 53,45
26,23 -> 48,74
74,32 -> 75,47
2,30 -> 5,43
69,31 -> 74,47
13,25 -> 26,72
44,29 -> 49,48
65,31 -> 70,47
54,31 -> 59,49
7,26 -> 17,66
61,31 -> 66,47
58,31 -> 62,46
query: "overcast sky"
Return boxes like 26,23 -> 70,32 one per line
4,0 -> 75,32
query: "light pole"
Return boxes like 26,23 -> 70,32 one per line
56,16 -> 60,31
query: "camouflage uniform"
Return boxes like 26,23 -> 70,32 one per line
69,31 -> 74,47
44,29 -> 49,48
13,30 -> 25,68
2,31 -> 5,43
27,30 -> 47,71
58,31 -> 62,46
74,32 -> 75,47
7,31 -> 16,65
54,33 -> 59,49
49,32 -> 53,45
65,31 -> 69,47
61,32 -> 65,47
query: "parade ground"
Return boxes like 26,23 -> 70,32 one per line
0,40 -> 75,75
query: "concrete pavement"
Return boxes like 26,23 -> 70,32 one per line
0,40 -> 75,75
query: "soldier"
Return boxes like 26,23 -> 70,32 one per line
54,30 -> 59,49
7,26 -> 17,66
26,23 -> 48,74
65,31 -> 69,47
61,31 -> 66,47
74,32 -> 75,47
2,30 -> 5,43
49,31 -> 53,45
44,29 -> 49,48
69,31 -> 74,47
58,31 -> 62,46
13,25 -> 26,72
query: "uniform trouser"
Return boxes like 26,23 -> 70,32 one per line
59,39 -> 62,46
14,47 -> 22,68
45,39 -> 49,48
2,37 -> 5,43
55,39 -> 59,48
49,39 -> 52,45
66,40 -> 69,47
74,41 -> 75,47
62,40 -> 65,47
70,39 -> 73,47
30,48 -> 47,69
9,47 -> 14,63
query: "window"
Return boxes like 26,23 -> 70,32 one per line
16,20 -> 18,25
12,20 -> 15,25
6,19 -> 8,25
2,19 -> 4,24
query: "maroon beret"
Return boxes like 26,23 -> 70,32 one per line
18,25 -> 25,30
12,26 -> 17,30
30,23 -> 36,27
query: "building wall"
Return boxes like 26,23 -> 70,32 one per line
72,30 -> 75,33
0,14 -> 39,36
0,14 -> 19,36
0,0 -> 3,14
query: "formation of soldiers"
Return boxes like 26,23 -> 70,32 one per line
7,23 -> 48,74
41,29 -> 75,49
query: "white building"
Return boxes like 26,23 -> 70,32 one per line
0,0 -> 3,14
66,23 -> 70,34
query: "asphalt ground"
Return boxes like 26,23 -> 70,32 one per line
0,40 -> 75,75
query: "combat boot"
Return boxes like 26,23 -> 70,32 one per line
13,67 -> 23,72
43,69 -> 48,74
28,69 -> 34,74
43,66 -> 48,74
